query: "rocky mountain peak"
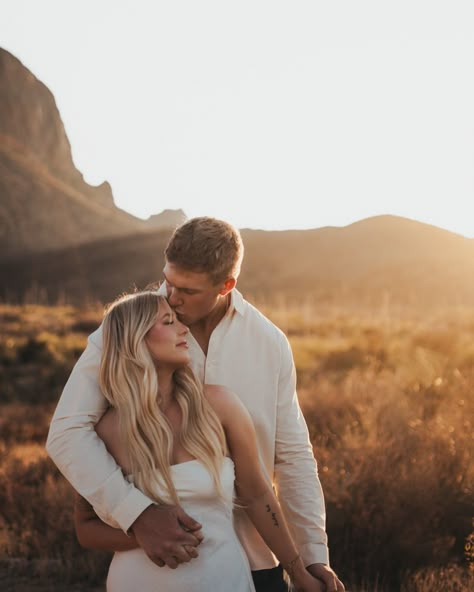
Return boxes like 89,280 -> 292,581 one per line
145,208 -> 187,229
0,47 -> 147,258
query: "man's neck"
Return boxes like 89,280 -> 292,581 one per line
190,293 -> 230,355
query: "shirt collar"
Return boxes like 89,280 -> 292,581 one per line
229,288 -> 245,316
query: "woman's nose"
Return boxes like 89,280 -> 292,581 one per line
178,322 -> 189,334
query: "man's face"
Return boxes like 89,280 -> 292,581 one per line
162,262 -> 226,326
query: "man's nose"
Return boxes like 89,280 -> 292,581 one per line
168,287 -> 182,306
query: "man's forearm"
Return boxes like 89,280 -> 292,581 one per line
47,412 -> 153,531
275,455 -> 329,566
76,517 -> 139,552
46,332 -> 153,532
275,336 -> 329,566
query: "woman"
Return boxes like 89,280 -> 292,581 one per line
74,291 -> 322,592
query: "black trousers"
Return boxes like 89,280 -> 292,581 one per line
252,565 -> 289,592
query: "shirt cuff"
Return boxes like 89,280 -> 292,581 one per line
112,487 -> 154,533
300,542 -> 330,567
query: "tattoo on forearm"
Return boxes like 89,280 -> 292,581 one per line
265,504 -> 280,527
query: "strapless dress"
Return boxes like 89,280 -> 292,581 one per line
106,457 -> 255,592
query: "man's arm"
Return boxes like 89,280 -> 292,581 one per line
274,334 -> 345,591
273,333 -> 329,565
46,328 -> 152,530
74,493 -> 139,552
46,328 -> 203,567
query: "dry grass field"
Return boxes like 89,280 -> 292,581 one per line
1,301 -> 473,591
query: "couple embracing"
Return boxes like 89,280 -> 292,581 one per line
47,217 -> 345,592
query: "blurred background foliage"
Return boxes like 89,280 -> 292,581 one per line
0,302 -> 473,591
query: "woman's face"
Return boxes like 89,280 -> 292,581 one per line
145,300 -> 191,368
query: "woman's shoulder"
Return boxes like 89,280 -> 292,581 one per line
204,383 -> 237,404
203,384 -> 249,423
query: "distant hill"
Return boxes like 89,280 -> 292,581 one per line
0,227 -> 173,304
1,215 -> 473,310
145,209 -> 187,230
0,48 -> 181,259
240,215 -> 474,308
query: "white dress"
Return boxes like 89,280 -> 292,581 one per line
106,457 -> 256,592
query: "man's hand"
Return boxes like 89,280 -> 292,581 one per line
306,563 -> 345,592
130,504 -> 203,569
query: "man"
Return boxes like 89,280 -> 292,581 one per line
47,217 -> 344,592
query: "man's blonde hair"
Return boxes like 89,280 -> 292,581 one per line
165,217 -> 244,285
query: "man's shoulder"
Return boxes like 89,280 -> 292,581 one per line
239,296 -> 287,343
87,324 -> 103,349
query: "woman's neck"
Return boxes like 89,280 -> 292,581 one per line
156,368 -> 175,410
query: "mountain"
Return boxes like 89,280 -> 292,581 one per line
1,215 -> 473,310
1,48 -> 472,310
239,215 -> 474,308
0,47 -> 147,259
145,209 -> 187,229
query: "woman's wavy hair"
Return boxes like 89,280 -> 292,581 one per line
99,290 -> 227,504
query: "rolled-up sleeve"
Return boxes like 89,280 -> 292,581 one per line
273,334 -> 329,566
46,328 -> 153,532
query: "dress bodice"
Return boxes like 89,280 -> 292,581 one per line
106,457 -> 255,592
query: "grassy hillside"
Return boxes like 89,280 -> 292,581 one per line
0,302 -> 473,591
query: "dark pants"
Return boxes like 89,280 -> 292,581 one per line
252,565 -> 290,592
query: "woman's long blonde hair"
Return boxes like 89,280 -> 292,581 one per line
99,291 -> 227,504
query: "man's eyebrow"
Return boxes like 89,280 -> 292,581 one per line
162,273 -> 201,292
162,273 -> 180,288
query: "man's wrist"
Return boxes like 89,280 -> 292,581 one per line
299,541 -> 330,567
127,502 -> 155,536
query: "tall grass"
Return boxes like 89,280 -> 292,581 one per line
0,303 -> 473,591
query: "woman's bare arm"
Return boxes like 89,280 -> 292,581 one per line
205,385 -> 323,592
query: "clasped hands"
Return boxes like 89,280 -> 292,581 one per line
130,503 -> 203,570
130,504 -> 345,592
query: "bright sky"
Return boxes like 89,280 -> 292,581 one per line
1,1 -> 473,236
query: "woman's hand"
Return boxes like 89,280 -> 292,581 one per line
306,563 -> 345,591
292,568 -> 324,592
287,558 -> 324,592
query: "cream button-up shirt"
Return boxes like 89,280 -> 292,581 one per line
46,289 -> 329,568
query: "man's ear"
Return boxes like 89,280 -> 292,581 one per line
220,278 -> 236,295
